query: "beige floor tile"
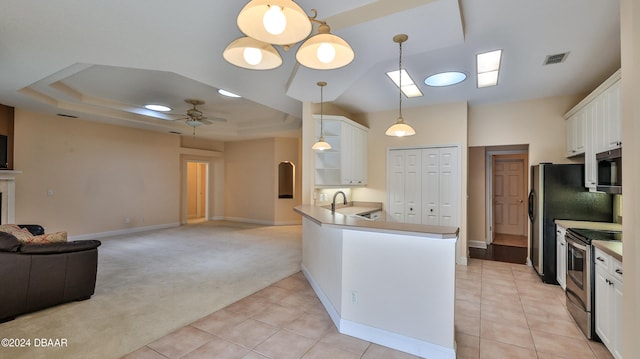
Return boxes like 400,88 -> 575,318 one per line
481,293 -> 524,312
456,286 -> 481,304
481,282 -> 519,297
120,346 -> 167,359
455,312 -> 481,336
254,329 -> 316,359
480,304 -> 528,327
218,318 -> 279,349
480,318 -> 535,349
361,343 -> 422,358
456,269 -> 483,281
302,342 -> 361,359
255,285 -> 293,303
181,336 -> 250,359
242,351 -> 270,359
285,311 -> 333,340
225,295 -> 271,316
588,340 -> 615,359
510,263 -> 533,273
147,326 -> 214,359
531,329 -> 596,359
457,277 -> 483,291
272,275 -> 312,292
456,299 -> 481,318
479,338 -> 538,359
455,332 -> 480,359
251,303 -> 303,327
525,315 -> 584,339
190,309 -> 250,335
320,327 -> 371,356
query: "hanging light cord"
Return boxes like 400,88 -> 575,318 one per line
320,83 -> 324,136
398,39 -> 403,120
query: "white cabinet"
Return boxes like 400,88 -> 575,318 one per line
555,225 -> 567,290
566,110 -> 585,157
314,116 -> 368,187
564,69 -> 621,191
387,146 -> 459,226
594,247 -> 623,359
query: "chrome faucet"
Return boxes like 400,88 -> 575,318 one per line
331,191 -> 348,213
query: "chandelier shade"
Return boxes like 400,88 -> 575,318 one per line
296,24 -> 354,70
223,36 -> 283,70
385,117 -> 416,137
237,0 -> 312,46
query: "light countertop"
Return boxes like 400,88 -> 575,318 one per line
294,204 -> 459,239
554,220 -> 622,232
592,240 -> 623,262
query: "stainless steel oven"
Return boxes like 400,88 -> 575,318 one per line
596,148 -> 622,194
565,228 -> 622,340
566,230 -> 592,338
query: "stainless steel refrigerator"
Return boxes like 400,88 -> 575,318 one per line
528,163 -> 613,284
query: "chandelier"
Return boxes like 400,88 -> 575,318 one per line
223,1 -> 354,71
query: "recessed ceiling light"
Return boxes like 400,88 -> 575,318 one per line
218,89 -> 242,98
145,104 -> 172,112
424,71 -> 467,87
386,69 -> 423,98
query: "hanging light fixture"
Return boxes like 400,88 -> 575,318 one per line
312,81 -> 331,151
385,34 -> 416,137
224,1 -> 354,70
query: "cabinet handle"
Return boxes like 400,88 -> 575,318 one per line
605,279 -> 610,285
560,243 -> 564,246
615,269 -> 623,276
596,257 -> 605,262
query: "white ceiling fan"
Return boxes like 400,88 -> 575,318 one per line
170,99 -> 226,134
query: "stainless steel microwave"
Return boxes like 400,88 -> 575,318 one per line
596,148 -> 622,194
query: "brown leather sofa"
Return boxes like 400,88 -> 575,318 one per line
0,225 -> 101,322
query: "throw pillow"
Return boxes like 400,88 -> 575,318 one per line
24,231 -> 68,244
0,224 -> 34,243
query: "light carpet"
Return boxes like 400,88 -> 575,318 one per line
0,221 -> 302,359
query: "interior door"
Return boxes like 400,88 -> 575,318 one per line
493,154 -> 526,236
404,150 -> 421,224
421,148 -> 439,225
438,147 -> 459,226
388,150 -> 405,222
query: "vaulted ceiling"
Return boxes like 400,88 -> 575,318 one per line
0,0 -> 621,141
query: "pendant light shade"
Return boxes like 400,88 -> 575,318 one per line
296,23 -> 354,70
386,34 -> 416,137
223,37 -> 283,70
237,0 -> 312,46
313,81 -> 332,151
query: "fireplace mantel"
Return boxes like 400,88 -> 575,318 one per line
0,170 -> 21,224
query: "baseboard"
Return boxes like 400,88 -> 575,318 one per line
468,240 -> 487,249
302,265 -> 456,359
210,215 -> 224,221
457,256 -> 468,266
68,222 -> 180,241
224,217 -> 301,226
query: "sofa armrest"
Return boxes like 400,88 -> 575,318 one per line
20,240 -> 101,254
18,225 -> 45,236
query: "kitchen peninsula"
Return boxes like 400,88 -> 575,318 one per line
294,204 -> 459,359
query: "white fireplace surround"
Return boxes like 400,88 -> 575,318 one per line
0,170 -> 20,224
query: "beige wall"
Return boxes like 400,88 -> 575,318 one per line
274,137 -> 302,224
468,147 -> 486,244
620,0 -> 638,357
225,137 -> 301,225
14,109 -> 181,235
468,94 -> 584,165
0,104 -> 14,169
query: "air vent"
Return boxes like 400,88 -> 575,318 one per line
543,52 -> 569,65
168,131 -> 182,135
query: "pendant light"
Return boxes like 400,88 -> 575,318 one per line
385,34 -> 416,137
312,81 -> 331,151
296,22 -> 354,70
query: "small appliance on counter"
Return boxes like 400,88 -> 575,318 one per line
565,228 -> 622,339
528,163 -> 614,284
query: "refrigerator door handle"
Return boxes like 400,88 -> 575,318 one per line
528,189 -> 535,222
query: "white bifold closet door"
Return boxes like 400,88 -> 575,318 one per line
387,146 -> 459,226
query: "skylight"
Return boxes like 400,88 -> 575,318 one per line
425,71 -> 467,87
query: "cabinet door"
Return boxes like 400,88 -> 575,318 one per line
352,126 -> 367,185
584,104 -> 598,189
556,226 -> 566,290
606,81 -> 622,150
388,150 -> 406,222
438,147 -> 459,226
404,150 -> 422,224
421,149 -> 439,225
340,122 -> 354,185
594,93 -> 608,154
594,265 -> 611,348
566,115 -> 577,157
610,276 -> 623,359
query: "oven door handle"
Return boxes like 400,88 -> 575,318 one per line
567,237 -> 587,251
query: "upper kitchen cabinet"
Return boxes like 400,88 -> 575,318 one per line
314,115 -> 368,187
564,69 -> 621,190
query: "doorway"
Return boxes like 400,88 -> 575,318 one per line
187,161 -> 209,224
491,154 -> 528,248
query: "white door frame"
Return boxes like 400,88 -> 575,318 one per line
184,160 -> 210,223
484,149 -> 528,246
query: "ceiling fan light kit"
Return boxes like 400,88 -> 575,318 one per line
225,0 -> 354,70
386,34 -> 416,137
